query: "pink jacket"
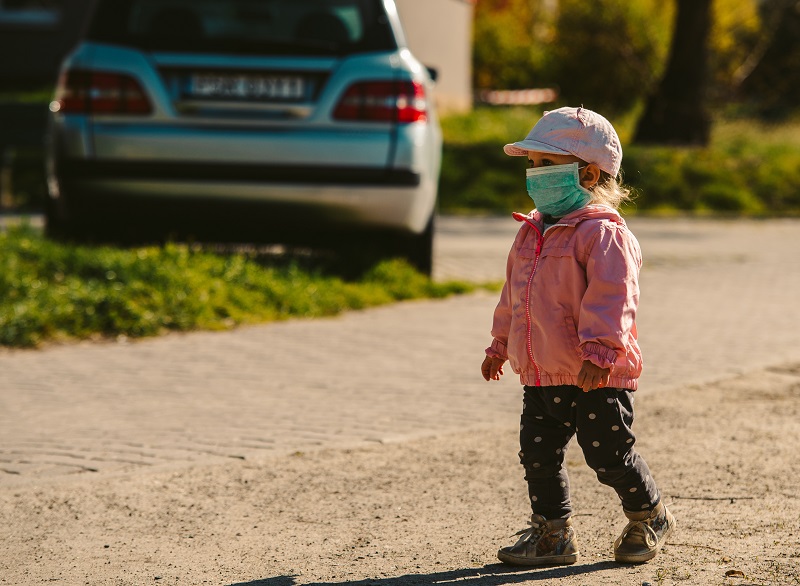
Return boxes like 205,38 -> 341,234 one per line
486,205 -> 643,390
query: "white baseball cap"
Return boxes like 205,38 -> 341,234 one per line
504,106 -> 622,177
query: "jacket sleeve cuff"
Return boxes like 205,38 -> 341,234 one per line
581,341 -> 619,370
486,339 -> 508,360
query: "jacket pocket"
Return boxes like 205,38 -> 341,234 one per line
564,316 -> 583,359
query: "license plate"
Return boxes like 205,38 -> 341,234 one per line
190,74 -> 305,101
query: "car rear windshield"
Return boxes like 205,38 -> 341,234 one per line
86,0 -> 398,56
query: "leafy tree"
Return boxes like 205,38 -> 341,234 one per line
471,0 -> 789,122
550,0 -> 672,114
472,0 -> 555,90
472,0 -> 674,112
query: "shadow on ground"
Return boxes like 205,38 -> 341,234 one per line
226,562 -> 617,586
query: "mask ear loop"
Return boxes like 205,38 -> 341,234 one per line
576,164 -> 591,188
578,163 -> 597,191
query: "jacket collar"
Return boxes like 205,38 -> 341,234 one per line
513,204 -> 626,230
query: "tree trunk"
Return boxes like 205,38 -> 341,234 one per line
633,0 -> 712,145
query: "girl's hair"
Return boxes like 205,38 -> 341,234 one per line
589,171 -> 635,210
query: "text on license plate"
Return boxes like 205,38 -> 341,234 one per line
190,74 -> 305,100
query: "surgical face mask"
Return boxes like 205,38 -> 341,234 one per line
525,163 -> 592,218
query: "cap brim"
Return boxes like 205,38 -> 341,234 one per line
503,140 -> 572,157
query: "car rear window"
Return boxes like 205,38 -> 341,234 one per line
86,0 -> 397,56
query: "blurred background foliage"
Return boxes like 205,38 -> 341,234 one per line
472,0 -> 795,117
450,0 -> 800,216
439,107 -> 800,216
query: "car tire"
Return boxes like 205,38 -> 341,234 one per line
44,193 -> 112,245
332,216 -> 434,278
44,195 -> 74,242
400,214 -> 434,276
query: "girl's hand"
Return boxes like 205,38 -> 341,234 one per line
481,356 -> 505,381
577,360 -> 610,392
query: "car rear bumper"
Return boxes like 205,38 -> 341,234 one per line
58,159 -> 421,187
53,159 -> 436,234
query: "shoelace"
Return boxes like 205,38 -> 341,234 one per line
613,519 -> 658,550
512,519 -> 546,545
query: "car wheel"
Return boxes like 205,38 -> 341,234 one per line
329,215 -> 434,278
44,195 -> 75,241
44,194 -> 113,245
400,214 -> 434,276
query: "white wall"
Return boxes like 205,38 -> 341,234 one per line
394,0 -> 474,113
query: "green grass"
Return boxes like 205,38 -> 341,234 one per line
439,107 -> 800,216
0,224 -> 480,349
0,86 -> 54,104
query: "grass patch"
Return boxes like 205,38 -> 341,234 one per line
0,87 -> 53,104
0,224 -> 479,349
439,107 -> 800,216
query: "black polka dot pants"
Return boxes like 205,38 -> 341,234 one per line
519,385 -> 660,520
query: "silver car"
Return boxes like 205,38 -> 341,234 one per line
45,0 -> 441,273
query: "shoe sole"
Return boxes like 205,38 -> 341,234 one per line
614,519 -> 675,564
497,549 -> 579,566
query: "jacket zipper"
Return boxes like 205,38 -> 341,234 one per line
522,218 -> 544,386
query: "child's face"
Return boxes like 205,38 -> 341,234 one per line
527,150 -> 601,190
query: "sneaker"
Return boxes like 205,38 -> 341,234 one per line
497,514 -> 579,566
614,501 -> 675,563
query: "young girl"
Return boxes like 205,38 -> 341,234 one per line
481,106 -> 674,566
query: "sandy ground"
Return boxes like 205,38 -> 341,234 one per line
3,362 -> 800,586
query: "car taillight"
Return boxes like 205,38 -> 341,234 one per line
52,69 -> 153,115
333,80 -> 427,123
